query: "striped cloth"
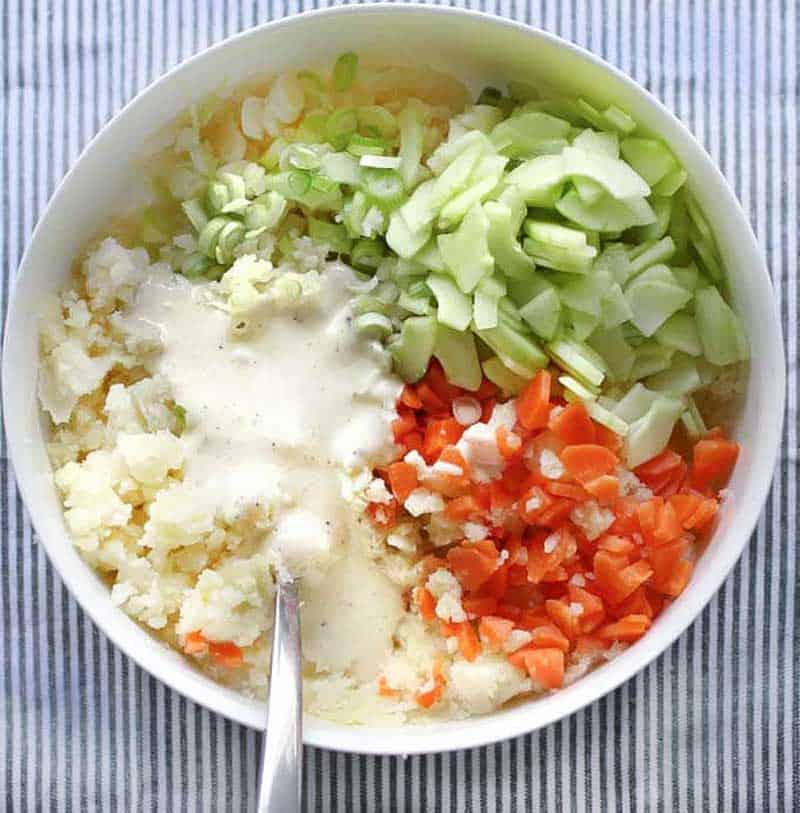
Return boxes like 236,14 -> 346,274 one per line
1,1 -> 796,810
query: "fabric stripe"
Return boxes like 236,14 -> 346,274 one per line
1,1 -> 798,810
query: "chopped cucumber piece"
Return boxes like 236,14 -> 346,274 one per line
601,283 -> 634,328
652,166 -> 687,196
182,199 -> 208,231
654,312 -> 702,356
354,312 -> 393,340
519,287 -> 561,340
589,326 -> 636,382
389,315 -> 438,382
614,383 -> 660,423
560,374 -> 599,401
438,203 -> 494,293
426,273 -> 473,331
433,324 -> 482,391
490,112 -> 571,158
689,222 -> 723,282
681,395 -> 707,438
397,99 -> 426,190
620,137 -> 677,186
360,168 -> 405,206
547,338 -> 606,387
694,286 -> 749,365
630,341 -> 675,379
507,273 -> 552,307
386,211 -> 431,259
477,322 -> 548,376
572,128 -> 620,158
332,52 -> 358,92
307,217 -> 352,254
473,275 -> 506,330
522,237 -> 597,274
556,190 -> 655,232
397,290 -> 432,315
484,201 -> 535,279
672,263 -> 702,293
482,356 -> 528,395
559,270 -> 613,317
586,399 -> 630,436
602,105 -> 637,135
595,242 -> 634,286
624,395 -> 684,467
627,236 -> 677,277
646,353 -> 701,394
628,196 -> 671,242
574,176 -> 606,205
625,277 -> 691,336
320,152 -> 361,184
413,240 -> 446,272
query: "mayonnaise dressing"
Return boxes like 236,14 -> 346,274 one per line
125,262 -> 405,679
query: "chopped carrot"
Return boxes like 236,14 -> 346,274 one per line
416,382 -> 448,414
536,499 -> 575,528
584,474 -> 619,505
416,587 -> 437,621
545,481 -> 587,501
446,541 -> 499,592
594,551 -> 653,605
635,449 -> 683,489
482,563 -> 510,600
560,444 -> 619,483
481,398 -> 496,423
377,676 -> 401,698
399,384 -> 423,410
474,378 -> 500,400
496,425 -> 523,460
479,615 -> 516,648
418,554 -> 447,581
597,614 -> 651,642
183,630 -> 207,655
515,608 -> 551,630
549,402 -> 596,445
518,485 -> 553,524
528,624 -> 571,652
574,635 -> 606,656
669,492 -> 704,525
457,623 -> 482,662
597,534 -> 637,556
691,437 -> 739,490
422,418 -> 463,463
567,585 -> 605,632
610,586 -> 654,619
516,370 -> 552,430
651,558 -> 693,597
208,641 -> 244,668
387,461 -> 419,504
366,499 -> 398,529
652,501 -> 683,545
519,647 -> 565,689
445,495 -> 484,522
401,431 -> 424,455
415,657 -> 447,708
427,446 -> 471,496
684,497 -> 718,530
544,599 -> 580,640
462,596 -> 498,618
391,411 -> 417,441
422,360 -> 461,403
594,423 -> 623,453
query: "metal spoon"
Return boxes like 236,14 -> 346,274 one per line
257,579 -> 302,812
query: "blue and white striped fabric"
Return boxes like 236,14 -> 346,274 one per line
1,1 -> 796,810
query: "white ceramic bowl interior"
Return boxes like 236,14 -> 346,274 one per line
3,6 -> 785,755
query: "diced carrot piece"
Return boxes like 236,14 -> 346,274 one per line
399,384 -> 423,410
597,614 -> 651,642
445,495 -> 484,522
516,370 -> 552,430
183,630 -> 207,655
584,474 -> 619,505
481,398 -> 496,423
447,542 -> 499,592
647,538 -> 689,580
516,608 -> 551,630
610,497 -> 640,535
669,492 -> 704,525
597,534 -> 637,556
418,554 -> 447,581
652,558 -> 693,597
610,586 -> 653,619
653,501 -> 683,545
560,444 -> 619,484
594,551 -> 652,605
426,446 -> 471,496
377,676 -> 401,698
518,485 -> 553,524
415,682 -> 444,708
482,563 -> 510,600
462,596 -> 498,618
545,481 -> 587,501
387,461 -> 419,504
495,603 -> 523,622
594,423 -> 623,453
391,411 -> 417,441
574,635 -> 606,656
549,402 -> 596,445
438,446 -> 471,478
416,382 -> 448,414
423,418 -> 463,462
478,615 -> 515,648
528,624 -> 571,652
536,499 -> 575,528
684,498 -> 718,531
544,599 -> 580,640
423,360 -> 461,403
489,481 -> 515,512
497,425 -> 523,460
366,499 -> 398,529
401,431 -> 424,455
635,449 -> 683,487
457,623 -> 482,662
521,647 -> 565,689
567,584 -> 606,632
439,620 -> 459,637
508,648 -> 530,671
691,438 -> 740,490
208,641 -> 244,668
507,564 -> 528,587
416,587 -> 437,621
636,498 -> 662,541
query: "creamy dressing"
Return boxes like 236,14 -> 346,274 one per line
125,263 -> 404,679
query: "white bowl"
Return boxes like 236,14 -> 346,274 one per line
2,5 -> 785,755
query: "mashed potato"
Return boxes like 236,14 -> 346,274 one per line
41,236 -> 548,724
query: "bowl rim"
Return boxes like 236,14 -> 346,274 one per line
2,2 -> 786,755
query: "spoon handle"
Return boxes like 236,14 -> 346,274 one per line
258,579 -> 302,812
